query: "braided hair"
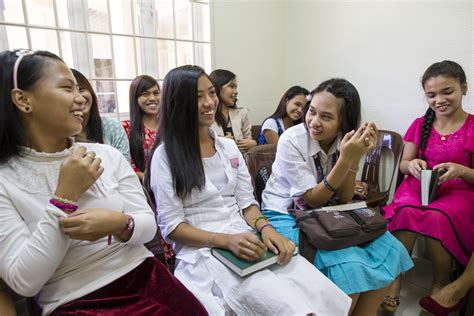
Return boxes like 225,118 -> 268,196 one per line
419,60 -> 467,161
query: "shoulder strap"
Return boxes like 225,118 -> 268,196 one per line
274,118 -> 284,136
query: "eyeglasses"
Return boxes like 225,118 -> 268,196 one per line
13,49 -> 36,90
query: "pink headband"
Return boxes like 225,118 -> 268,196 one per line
13,49 -> 35,90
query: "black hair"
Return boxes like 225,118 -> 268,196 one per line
146,65 -> 207,199
0,49 -> 63,163
304,78 -> 361,136
263,85 -> 309,125
209,69 -> 237,128
128,75 -> 159,172
418,60 -> 467,161
71,68 -> 104,144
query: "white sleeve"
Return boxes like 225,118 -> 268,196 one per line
149,147 -> 187,242
276,133 -> 317,197
0,185 -> 70,297
261,118 -> 280,134
112,148 -> 156,244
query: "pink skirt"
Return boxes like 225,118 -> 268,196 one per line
383,177 -> 474,266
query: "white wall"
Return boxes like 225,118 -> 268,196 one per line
211,0 -> 287,125
212,0 -> 473,135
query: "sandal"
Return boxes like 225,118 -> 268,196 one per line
381,295 -> 400,313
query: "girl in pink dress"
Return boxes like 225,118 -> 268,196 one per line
382,60 -> 474,313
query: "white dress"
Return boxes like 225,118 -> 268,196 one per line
150,130 -> 351,316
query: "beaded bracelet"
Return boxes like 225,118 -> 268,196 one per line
258,223 -> 274,233
49,198 -> 78,212
323,177 -> 337,193
252,216 -> 266,229
52,195 -> 78,205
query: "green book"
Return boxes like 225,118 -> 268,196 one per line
211,247 -> 298,277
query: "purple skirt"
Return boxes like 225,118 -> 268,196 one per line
51,257 -> 207,315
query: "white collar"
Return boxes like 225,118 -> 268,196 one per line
309,133 -> 342,158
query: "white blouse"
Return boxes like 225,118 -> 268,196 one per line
262,123 -> 341,214
261,117 -> 285,134
0,142 -> 155,315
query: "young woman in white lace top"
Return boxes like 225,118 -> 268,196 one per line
0,49 -> 205,315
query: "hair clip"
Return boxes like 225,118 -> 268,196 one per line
306,94 -> 313,102
13,49 -> 35,90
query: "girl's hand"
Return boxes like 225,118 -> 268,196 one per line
55,146 -> 103,201
59,208 -> 126,241
340,124 -> 377,161
407,159 -> 427,179
226,233 -> 267,261
434,162 -> 467,183
261,227 -> 296,265
236,138 -> 256,153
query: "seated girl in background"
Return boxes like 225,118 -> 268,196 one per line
261,78 -> 413,316
122,75 -> 160,181
382,60 -> 474,314
0,49 -> 205,315
71,69 -> 130,162
257,85 -> 309,145
147,65 -> 351,315
210,69 -> 257,153
122,74 -> 175,264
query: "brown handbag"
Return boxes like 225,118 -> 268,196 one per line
289,206 -> 387,251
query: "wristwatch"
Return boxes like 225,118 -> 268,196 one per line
120,215 -> 135,236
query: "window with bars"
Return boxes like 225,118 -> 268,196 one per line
0,0 -> 212,120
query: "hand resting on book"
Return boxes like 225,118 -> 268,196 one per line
226,233 -> 267,262
434,162 -> 468,183
407,158 -> 428,179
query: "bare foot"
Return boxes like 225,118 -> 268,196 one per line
430,282 -> 465,308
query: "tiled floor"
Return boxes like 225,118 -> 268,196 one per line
377,256 -> 463,316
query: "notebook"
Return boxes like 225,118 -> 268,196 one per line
211,247 -> 298,277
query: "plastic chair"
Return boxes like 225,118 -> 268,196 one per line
360,129 -> 404,207
245,144 -> 277,204
251,125 -> 261,142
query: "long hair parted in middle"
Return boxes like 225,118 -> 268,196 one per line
304,78 -> 361,136
150,65 -> 208,199
71,68 -> 104,144
129,75 -> 159,172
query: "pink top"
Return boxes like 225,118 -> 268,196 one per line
122,120 -> 157,172
404,114 -> 474,171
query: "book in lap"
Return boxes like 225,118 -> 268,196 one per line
211,247 -> 298,277
421,169 -> 442,205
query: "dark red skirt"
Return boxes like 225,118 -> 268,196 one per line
52,257 -> 207,315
